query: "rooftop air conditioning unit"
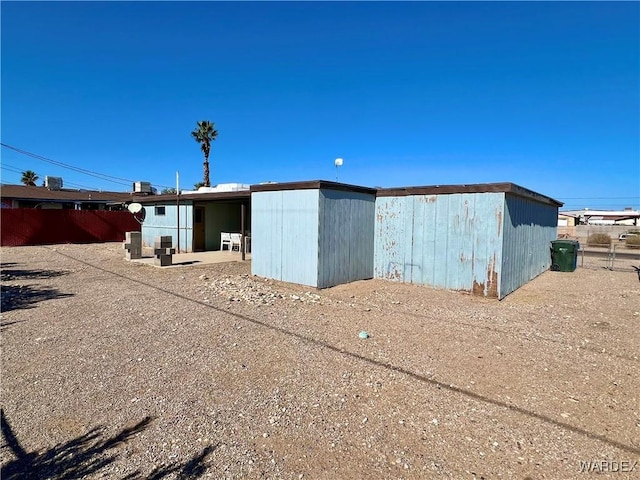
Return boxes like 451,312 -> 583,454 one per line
133,181 -> 152,194
45,176 -> 63,190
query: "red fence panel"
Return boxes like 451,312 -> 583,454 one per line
1,209 -> 141,247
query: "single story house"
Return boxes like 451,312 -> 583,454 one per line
561,209 -> 640,226
251,180 -> 562,299
558,213 -> 578,227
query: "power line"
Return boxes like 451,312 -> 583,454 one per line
2,163 -> 122,190
1,143 -> 133,186
1,143 -> 173,189
0,165 -> 24,175
559,197 -> 640,200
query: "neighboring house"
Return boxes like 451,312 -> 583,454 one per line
561,209 -> 640,226
558,213 -> 578,227
133,184 -> 251,252
0,184 -> 134,210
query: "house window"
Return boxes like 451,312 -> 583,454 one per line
155,206 -> 166,216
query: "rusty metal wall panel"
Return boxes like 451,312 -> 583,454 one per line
470,193 -> 504,297
373,196 -> 408,281
318,189 -> 375,288
251,190 -> 320,287
374,192 -> 504,296
500,194 -> 558,298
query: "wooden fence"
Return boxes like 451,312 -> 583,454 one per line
1,209 -> 140,247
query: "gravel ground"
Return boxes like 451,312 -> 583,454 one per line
1,243 -> 639,479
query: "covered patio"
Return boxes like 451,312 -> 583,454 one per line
130,249 -> 251,268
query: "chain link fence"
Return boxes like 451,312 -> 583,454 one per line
578,243 -> 640,272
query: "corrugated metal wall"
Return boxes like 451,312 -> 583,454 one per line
141,203 -> 193,252
252,185 -> 557,297
500,194 -> 558,298
251,190 -> 320,287
374,193 -> 504,297
317,189 -> 375,288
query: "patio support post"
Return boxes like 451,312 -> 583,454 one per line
241,202 -> 246,261
176,171 -> 181,253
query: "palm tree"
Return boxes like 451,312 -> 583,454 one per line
21,170 -> 39,187
191,120 -> 218,187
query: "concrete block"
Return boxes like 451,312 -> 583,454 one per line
154,254 -> 172,266
124,231 -> 143,260
154,248 -> 176,256
154,238 -> 173,248
126,231 -> 142,242
126,251 -> 141,260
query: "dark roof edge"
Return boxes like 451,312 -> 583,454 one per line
133,190 -> 251,204
377,182 -> 562,207
250,180 -> 377,195
507,183 -> 563,207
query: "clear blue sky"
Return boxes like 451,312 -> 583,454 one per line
2,1 -> 638,210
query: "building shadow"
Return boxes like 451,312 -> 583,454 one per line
172,261 -> 201,266
1,410 -> 216,479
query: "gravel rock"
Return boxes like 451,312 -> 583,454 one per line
1,243 -> 639,479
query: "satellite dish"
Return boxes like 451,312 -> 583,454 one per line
128,203 -> 143,214
127,203 -> 146,224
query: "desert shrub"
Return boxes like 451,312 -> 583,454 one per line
626,234 -> 640,248
587,233 -> 611,247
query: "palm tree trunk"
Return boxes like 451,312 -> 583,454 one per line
203,159 -> 210,187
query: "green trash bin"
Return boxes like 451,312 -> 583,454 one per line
550,240 -> 579,272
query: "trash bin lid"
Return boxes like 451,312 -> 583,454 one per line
551,240 -> 580,246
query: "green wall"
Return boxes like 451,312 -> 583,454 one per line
204,203 -> 250,250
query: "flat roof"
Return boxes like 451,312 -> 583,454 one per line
250,180 -> 377,196
377,182 -> 563,207
134,181 -> 562,207
561,209 -> 640,217
134,190 -> 251,204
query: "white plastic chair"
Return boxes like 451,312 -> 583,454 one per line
220,232 -> 232,251
230,233 -> 242,252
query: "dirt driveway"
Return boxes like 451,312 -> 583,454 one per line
1,243 -> 639,479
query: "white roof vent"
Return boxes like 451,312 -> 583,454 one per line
133,181 -> 152,193
45,176 -> 63,190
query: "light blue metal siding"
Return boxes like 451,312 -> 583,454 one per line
141,203 -> 193,252
251,190 -> 320,287
374,193 -> 504,296
500,194 -> 558,298
251,191 -> 282,282
317,189 -> 375,288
